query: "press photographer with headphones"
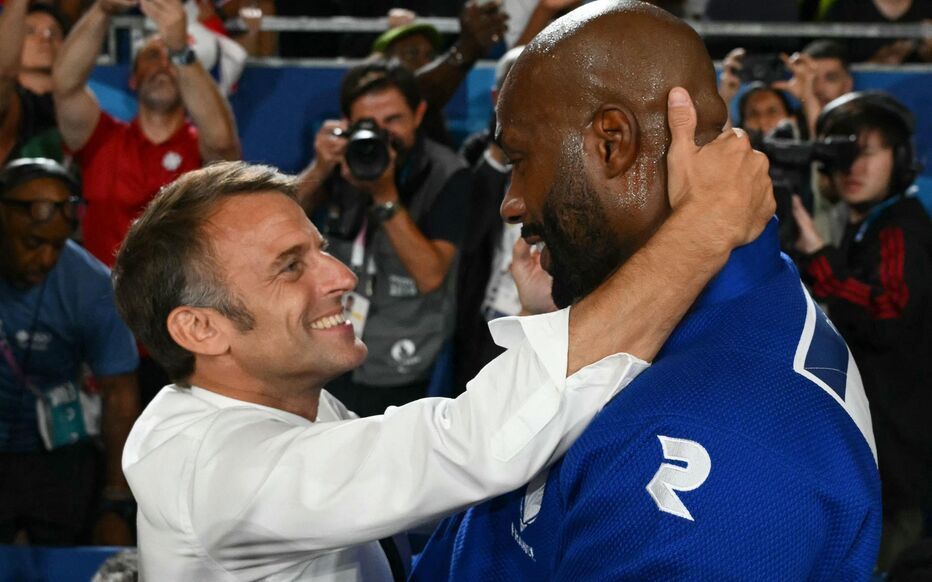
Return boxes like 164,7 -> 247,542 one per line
0,158 -> 140,546
792,92 -> 932,572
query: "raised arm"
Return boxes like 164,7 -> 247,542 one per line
140,0 -> 240,161
0,0 -> 29,118
414,0 -> 506,108
52,0 -> 134,151
566,87 -> 774,374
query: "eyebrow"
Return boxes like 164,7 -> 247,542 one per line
270,243 -> 309,273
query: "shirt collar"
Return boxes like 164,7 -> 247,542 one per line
189,386 -> 315,425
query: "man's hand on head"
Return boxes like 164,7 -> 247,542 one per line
140,0 -> 188,52
666,86 -> 775,251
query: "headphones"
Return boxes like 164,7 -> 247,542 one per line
816,91 -> 922,195
0,158 -> 82,230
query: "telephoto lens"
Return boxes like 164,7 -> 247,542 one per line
341,119 -> 391,181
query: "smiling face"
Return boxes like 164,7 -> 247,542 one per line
204,193 -> 366,388
0,177 -> 73,288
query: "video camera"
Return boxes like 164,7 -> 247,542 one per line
751,121 -> 860,251
332,118 -> 392,181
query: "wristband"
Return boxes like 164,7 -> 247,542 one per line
169,45 -> 197,67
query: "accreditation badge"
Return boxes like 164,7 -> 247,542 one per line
344,292 -> 370,339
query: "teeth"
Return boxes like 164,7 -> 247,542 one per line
310,313 -> 347,330
532,242 -> 546,253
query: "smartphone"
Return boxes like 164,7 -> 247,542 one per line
738,54 -> 788,86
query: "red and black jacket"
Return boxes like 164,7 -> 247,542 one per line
799,194 -> 932,510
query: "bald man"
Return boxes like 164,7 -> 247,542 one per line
412,2 -> 881,579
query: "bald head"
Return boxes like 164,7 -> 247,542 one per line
499,0 -> 725,150
495,1 -> 728,307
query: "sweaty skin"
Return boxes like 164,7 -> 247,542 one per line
496,1 -> 732,302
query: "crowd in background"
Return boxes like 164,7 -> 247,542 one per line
0,0 -> 930,578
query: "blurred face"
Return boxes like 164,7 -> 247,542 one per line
206,193 -> 367,387
21,12 -> 64,72
131,37 -> 182,113
742,90 -> 790,134
811,58 -> 853,108
386,34 -> 435,71
0,178 -> 73,288
496,61 -> 658,308
831,129 -> 894,208
349,87 -> 425,153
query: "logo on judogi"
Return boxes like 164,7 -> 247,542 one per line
519,469 -> 549,531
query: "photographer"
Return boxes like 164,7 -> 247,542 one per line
792,91 -> 932,573
298,61 -> 470,417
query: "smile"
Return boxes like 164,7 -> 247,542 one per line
309,312 -> 349,330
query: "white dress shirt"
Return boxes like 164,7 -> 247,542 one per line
123,308 -> 648,581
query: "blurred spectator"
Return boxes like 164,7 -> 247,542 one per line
737,83 -> 796,135
822,0 -> 932,64
372,21 -> 442,72
297,61 -> 469,417
453,45 -> 526,393
0,158 -> 139,546
379,2 -> 507,146
52,0 -> 240,406
800,40 -> 855,112
181,0 -> 248,95
792,91 -> 932,572
0,0 -> 67,164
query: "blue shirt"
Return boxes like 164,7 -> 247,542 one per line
0,240 -> 139,452
413,220 -> 881,581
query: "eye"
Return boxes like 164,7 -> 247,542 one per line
282,259 -> 304,276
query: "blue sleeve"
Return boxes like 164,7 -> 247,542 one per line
74,251 -> 139,377
552,420 -> 830,581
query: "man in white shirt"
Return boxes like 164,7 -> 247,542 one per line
111,90 -> 773,580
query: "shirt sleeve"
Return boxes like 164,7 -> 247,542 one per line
421,167 -> 471,245
190,307 -> 649,563
70,110 -> 119,166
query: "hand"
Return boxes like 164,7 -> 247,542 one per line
511,239 -> 557,315
771,52 -> 816,104
791,195 -> 825,254
868,39 -> 916,65
718,47 -> 744,105
666,86 -> 775,249
918,20 -> 932,62
239,1 -> 263,35
93,512 -> 134,546
140,0 -> 188,53
459,0 -> 509,57
314,120 -> 349,174
387,8 -> 417,29
340,142 -> 399,204
98,0 -> 138,16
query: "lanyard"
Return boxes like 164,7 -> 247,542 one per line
0,280 -> 48,398
350,217 -> 377,297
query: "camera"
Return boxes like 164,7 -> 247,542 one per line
751,121 -> 859,252
333,118 -> 392,181
737,54 -> 788,86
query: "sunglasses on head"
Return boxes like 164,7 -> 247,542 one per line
0,196 -> 83,224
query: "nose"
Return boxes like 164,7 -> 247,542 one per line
500,185 -> 526,225
322,253 -> 359,296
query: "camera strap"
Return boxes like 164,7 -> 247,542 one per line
350,217 -> 378,298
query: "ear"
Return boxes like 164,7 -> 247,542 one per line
166,306 -> 230,357
413,100 -> 428,128
585,105 -> 638,179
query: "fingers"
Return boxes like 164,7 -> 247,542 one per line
667,87 -> 697,155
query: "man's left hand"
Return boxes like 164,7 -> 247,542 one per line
141,0 -> 188,52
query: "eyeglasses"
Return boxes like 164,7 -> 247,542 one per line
0,197 -> 83,223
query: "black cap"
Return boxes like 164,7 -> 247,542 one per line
0,158 -> 81,198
